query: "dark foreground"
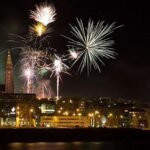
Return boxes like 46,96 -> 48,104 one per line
0,128 -> 150,142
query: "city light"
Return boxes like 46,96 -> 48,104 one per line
95,111 -> 99,114
120,115 -> 124,119
108,113 -> 113,118
30,108 -> 34,113
78,113 -> 82,116
101,116 -> 107,127
58,110 -> 61,114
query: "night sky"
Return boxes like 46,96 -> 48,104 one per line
0,0 -> 150,101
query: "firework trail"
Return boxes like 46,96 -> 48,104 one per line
36,80 -> 53,99
64,18 -> 120,74
20,47 -> 35,93
50,55 -> 69,101
23,67 -> 34,93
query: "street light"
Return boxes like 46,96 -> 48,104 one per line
30,108 -> 34,113
101,116 -> 107,127
88,113 -> 94,127
78,113 -> 82,116
95,111 -> 99,115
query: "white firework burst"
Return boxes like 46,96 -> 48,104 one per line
30,3 -> 56,26
65,18 -> 120,74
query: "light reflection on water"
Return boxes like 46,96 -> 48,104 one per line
8,142 -> 102,150
0,141 -> 148,150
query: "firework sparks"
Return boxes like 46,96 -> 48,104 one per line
20,48 -> 53,94
8,5 -> 57,94
30,23 -> 47,36
23,67 -> 34,93
36,80 -> 53,99
24,68 -> 33,77
28,23 -> 52,46
30,3 -> 56,26
20,47 -> 43,93
65,18 -> 119,74
51,55 -> 69,101
69,49 -> 78,59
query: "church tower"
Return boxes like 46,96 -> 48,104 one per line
5,51 -> 14,93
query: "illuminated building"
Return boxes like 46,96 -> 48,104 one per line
40,116 -> 90,128
0,93 -> 37,127
0,91 -> 150,129
39,98 -> 90,128
5,51 -> 14,93
40,101 -> 55,114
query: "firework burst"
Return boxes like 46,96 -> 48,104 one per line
8,3 -> 58,95
19,45 -> 47,93
30,3 -> 56,26
65,18 -> 119,74
69,49 -> 78,59
30,23 -> 47,37
28,24 -> 52,48
21,66 -> 34,93
50,55 -> 69,101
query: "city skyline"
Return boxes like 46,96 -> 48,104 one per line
0,0 -> 150,100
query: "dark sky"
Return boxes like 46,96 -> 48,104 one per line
0,0 -> 150,101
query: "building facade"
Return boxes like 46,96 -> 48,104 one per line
40,116 -> 90,128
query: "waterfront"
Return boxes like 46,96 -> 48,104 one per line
0,141 -> 149,150
0,128 -> 149,150
1,128 -> 150,142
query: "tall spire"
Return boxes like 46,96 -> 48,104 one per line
5,50 -> 14,93
6,51 -> 13,66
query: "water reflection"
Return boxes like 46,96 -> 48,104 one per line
8,142 -> 102,150
0,141 -> 148,150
